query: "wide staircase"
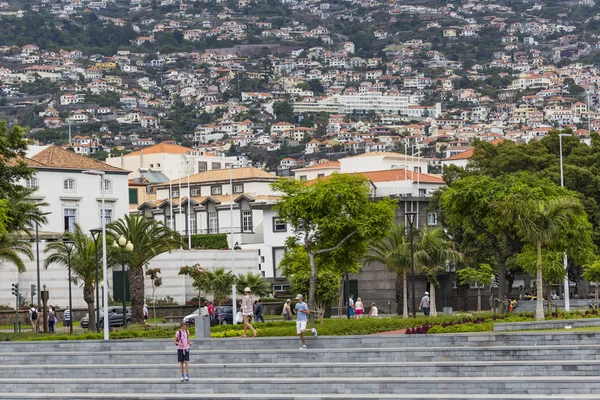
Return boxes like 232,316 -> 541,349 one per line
1,331 -> 600,399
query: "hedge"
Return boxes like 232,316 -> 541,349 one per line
190,234 -> 228,250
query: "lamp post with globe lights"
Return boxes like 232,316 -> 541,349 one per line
113,235 -> 134,328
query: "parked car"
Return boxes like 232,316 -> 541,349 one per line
80,306 -> 131,329
183,306 -> 233,326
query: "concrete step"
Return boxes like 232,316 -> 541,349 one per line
1,394 -> 600,400
1,359 -> 600,378
2,377 -> 600,395
3,330 -> 600,352
2,344 -> 600,365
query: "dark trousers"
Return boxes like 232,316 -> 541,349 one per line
48,320 -> 55,332
255,312 -> 264,323
423,307 -> 430,316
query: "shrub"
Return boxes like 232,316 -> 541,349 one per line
190,234 -> 228,250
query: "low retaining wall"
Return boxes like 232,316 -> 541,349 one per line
494,317 -> 600,332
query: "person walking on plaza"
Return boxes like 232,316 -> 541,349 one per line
294,294 -> 317,349
29,305 -> 38,333
207,301 -> 215,322
143,303 -> 148,322
419,292 -> 431,316
255,299 -> 265,323
283,299 -> 292,321
63,307 -> 71,333
241,287 -> 258,338
354,297 -> 364,319
48,306 -> 56,333
348,294 -> 355,318
174,322 -> 192,382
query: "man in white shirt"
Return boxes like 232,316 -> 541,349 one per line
419,292 -> 431,316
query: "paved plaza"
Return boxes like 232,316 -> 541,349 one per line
1,332 -> 600,399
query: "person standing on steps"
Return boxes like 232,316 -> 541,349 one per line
294,294 -> 317,349
419,291 -> 431,316
174,322 -> 192,382
241,287 -> 258,338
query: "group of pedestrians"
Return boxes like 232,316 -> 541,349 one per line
348,294 -> 378,318
28,305 -> 71,333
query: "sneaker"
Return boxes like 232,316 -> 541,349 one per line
185,375 -> 189,382
312,328 -> 318,337
180,376 -> 185,382
299,345 -> 307,349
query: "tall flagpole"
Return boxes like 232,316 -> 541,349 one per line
187,159 -> 192,249
169,180 -> 173,230
230,165 -> 237,324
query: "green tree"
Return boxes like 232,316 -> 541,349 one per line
363,224 -> 412,318
236,272 -> 271,298
414,227 -> 463,317
278,245 -> 341,315
583,261 -> 600,308
273,101 -> 295,123
179,264 -> 209,302
457,263 -> 494,312
44,225 -> 115,331
145,267 -> 163,321
206,267 -> 235,306
497,196 -> 593,320
271,173 -> 396,319
439,173 -> 576,304
108,214 -> 184,323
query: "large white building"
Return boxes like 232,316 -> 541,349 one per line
106,141 -> 246,181
137,167 -> 291,280
294,92 -> 442,117
0,146 -> 131,310
24,145 -> 131,234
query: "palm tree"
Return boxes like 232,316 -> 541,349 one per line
0,233 -> 33,272
44,225 -> 114,331
414,227 -> 463,317
498,196 -> 585,321
206,267 -> 235,306
236,272 -> 271,298
108,214 -> 184,324
5,186 -> 48,235
363,224 -> 412,318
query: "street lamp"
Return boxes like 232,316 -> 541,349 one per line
63,239 -> 75,335
82,169 -> 109,340
34,212 -> 52,309
99,280 -> 105,308
559,133 -> 572,311
114,235 -> 134,328
90,228 -> 101,332
406,211 -> 418,318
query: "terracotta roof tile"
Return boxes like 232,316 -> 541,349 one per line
124,141 -> 194,157
31,146 -> 128,173
167,167 -> 277,186
308,169 -> 444,185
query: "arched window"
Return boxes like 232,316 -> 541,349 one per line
63,178 -> 75,191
